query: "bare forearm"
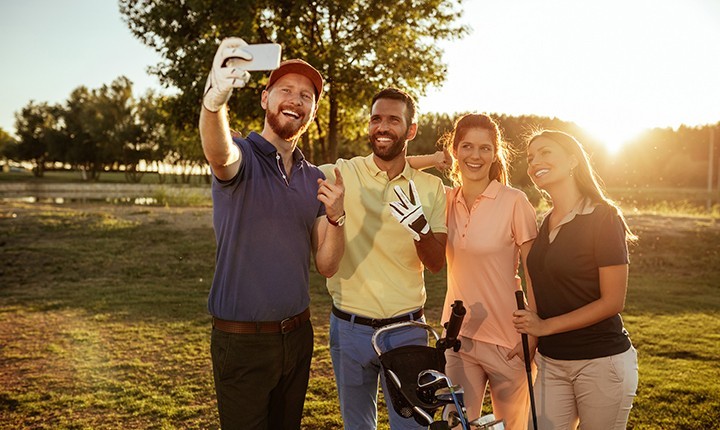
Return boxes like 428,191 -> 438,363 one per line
199,106 -> 238,169
407,153 -> 440,170
541,297 -> 623,336
315,223 -> 345,277
414,232 -> 447,273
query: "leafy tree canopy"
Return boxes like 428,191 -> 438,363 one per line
119,0 -> 468,163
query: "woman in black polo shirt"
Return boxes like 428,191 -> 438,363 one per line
513,130 -> 638,430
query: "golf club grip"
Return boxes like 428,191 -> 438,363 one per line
515,291 -> 532,372
515,290 -> 526,311
445,300 -> 466,342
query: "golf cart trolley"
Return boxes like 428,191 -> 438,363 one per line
371,300 -> 505,430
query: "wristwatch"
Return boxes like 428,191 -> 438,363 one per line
327,212 -> 346,227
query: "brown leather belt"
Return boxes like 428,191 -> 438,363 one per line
213,308 -> 311,334
332,304 -> 423,328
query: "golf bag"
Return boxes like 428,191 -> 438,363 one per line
371,300 -> 505,430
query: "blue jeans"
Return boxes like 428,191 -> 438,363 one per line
329,312 -> 428,430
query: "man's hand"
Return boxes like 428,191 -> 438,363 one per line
317,168 -> 345,222
389,180 -> 430,241
202,37 -> 253,112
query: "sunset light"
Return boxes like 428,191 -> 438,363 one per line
419,0 -> 720,146
578,120 -> 644,155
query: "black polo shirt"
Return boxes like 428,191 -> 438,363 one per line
527,203 -> 632,360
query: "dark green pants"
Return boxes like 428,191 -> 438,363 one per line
211,320 -> 314,430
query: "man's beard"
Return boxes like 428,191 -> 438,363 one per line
267,107 -> 312,141
369,129 -> 408,162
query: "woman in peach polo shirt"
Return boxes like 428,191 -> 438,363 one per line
413,113 -> 538,429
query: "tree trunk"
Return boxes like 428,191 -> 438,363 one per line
327,91 -> 339,163
300,133 -> 313,162
32,158 -> 45,177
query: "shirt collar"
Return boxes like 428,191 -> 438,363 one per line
547,196 -> 597,243
247,131 -> 306,164
453,179 -> 502,205
362,153 -> 413,180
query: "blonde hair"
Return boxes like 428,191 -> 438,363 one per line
439,113 -> 510,187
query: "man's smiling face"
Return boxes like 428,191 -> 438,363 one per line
263,73 -> 316,141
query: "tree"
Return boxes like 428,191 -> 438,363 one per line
0,128 -> 19,173
119,0 -> 468,163
62,77 -> 140,180
0,128 -> 17,169
14,102 -> 64,177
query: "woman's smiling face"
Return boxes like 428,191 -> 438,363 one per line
526,136 -> 576,190
454,127 -> 495,184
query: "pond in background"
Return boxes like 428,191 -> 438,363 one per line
2,196 -> 159,205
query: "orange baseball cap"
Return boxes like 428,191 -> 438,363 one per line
265,59 -> 324,100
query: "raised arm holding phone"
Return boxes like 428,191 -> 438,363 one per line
198,37 -> 344,430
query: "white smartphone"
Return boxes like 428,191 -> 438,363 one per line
224,43 -> 282,71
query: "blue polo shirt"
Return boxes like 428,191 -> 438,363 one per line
207,132 -> 326,321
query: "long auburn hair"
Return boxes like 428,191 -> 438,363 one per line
439,113 -> 510,187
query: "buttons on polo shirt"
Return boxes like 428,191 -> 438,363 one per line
275,153 -> 289,185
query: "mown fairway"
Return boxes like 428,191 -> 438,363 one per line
1,200 -> 718,429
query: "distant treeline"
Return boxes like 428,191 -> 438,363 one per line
409,112 -> 720,190
1,76 -> 717,189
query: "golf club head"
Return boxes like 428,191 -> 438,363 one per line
435,385 -> 465,403
468,413 -> 505,430
417,369 -> 451,404
418,369 -> 452,388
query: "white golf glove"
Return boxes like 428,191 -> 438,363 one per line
202,37 -> 253,112
389,180 -> 430,241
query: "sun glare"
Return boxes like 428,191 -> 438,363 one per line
579,122 -> 643,155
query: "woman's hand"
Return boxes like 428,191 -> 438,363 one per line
513,309 -> 547,337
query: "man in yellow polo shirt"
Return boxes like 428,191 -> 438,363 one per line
320,87 -> 447,430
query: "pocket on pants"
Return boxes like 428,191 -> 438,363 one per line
608,346 -> 638,385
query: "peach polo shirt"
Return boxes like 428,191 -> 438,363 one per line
441,180 -> 538,349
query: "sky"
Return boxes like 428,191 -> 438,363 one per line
1,0 -> 719,153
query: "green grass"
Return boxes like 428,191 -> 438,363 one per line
1,193 -> 719,429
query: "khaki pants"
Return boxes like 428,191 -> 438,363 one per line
534,347 -> 638,430
445,337 -> 535,430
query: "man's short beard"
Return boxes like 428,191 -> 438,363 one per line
267,109 -> 312,141
369,130 -> 408,162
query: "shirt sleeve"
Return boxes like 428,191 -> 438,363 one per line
427,178 -> 448,234
213,138 -> 248,190
318,162 -> 336,180
594,205 -> 629,267
511,190 -> 539,246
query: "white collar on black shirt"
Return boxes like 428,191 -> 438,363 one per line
546,197 -> 597,243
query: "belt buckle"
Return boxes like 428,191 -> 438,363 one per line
280,316 -> 295,334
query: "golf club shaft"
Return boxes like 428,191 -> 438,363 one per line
515,290 -> 539,430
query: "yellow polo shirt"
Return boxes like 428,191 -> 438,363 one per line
320,155 -> 447,318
